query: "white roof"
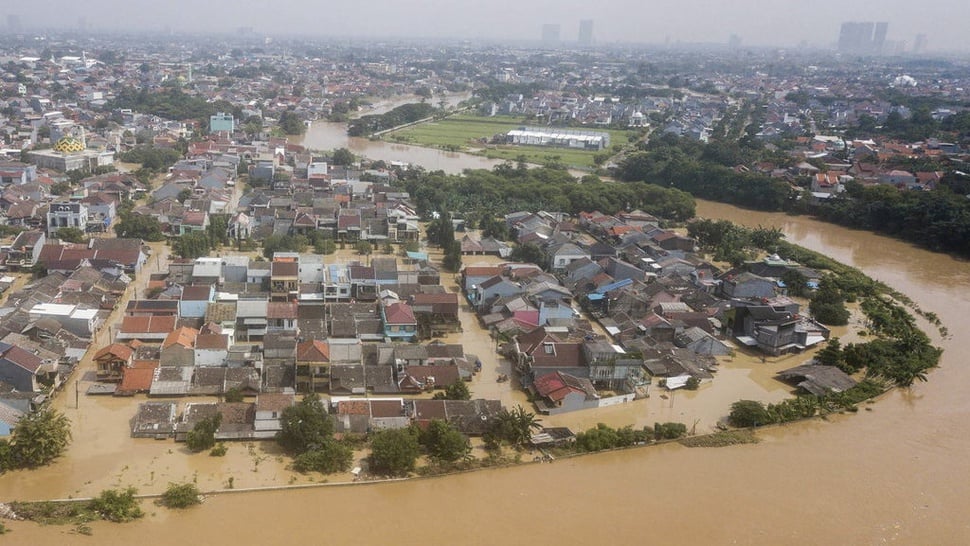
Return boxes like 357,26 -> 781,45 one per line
665,375 -> 692,390
71,309 -> 99,320
30,303 -> 75,316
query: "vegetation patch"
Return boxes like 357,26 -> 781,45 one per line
680,430 -> 760,448
11,487 -> 143,527
158,483 -> 202,509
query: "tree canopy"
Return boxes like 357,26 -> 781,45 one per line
368,428 -> 420,476
276,394 -> 334,454
419,420 -> 470,463
5,406 -> 72,468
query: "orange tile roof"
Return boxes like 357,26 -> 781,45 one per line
162,326 -> 199,349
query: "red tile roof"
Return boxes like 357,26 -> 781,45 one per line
297,340 -> 330,362
120,315 -> 177,334
383,302 -> 416,325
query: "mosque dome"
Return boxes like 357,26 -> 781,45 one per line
52,136 -> 85,154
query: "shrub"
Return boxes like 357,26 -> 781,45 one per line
728,400 -> 773,428
654,422 -> 688,440
159,483 -> 202,509
369,428 -> 420,476
209,443 -> 228,457
186,414 -> 222,452
89,487 -> 143,523
292,441 -> 354,474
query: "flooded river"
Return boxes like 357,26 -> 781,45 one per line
298,92 -> 511,174
11,199 -> 970,544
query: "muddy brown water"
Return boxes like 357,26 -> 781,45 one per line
8,201 -> 970,544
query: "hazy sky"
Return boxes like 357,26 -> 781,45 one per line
13,0 -> 970,52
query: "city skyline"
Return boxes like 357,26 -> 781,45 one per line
4,1 -> 970,53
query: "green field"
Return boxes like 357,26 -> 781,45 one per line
386,114 -> 638,169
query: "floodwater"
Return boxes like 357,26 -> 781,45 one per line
298,92 -> 510,175
8,200 -> 970,543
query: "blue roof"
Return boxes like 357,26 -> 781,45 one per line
595,278 -> 634,294
587,293 -> 606,301
406,251 -> 428,261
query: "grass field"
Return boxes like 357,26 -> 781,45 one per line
386,114 -> 639,169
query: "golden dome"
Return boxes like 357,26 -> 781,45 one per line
52,136 -> 85,154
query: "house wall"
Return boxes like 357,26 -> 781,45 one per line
0,363 -> 36,392
597,393 -> 636,408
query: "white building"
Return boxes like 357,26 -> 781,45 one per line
28,303 -> 101,338
46,202 -> 89,236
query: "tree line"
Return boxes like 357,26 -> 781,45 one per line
394,163 -> 695,222
348,103 -> 437,137
619,133 -> 970,259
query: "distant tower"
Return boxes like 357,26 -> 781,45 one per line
728,34 -> 742,49
838,21 -> 879,54
913,34 -> 928,54
78,16 -> 88,32
541,24 -> 561,47
578,19 -> 594,46
873,22 -> 888,53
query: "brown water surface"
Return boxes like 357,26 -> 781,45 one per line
9,202 -> 970,544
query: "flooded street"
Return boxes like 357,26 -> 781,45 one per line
8,198 -> 970,543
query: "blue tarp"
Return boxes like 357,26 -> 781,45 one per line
406,251 -> 429,261
595,278 -> 634,294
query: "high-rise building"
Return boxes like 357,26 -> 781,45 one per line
873,22 -> 888,53
541,24 -> 561,47
913,34 -> 928,54
578,20 -> 594,46
838,21 -> 888,54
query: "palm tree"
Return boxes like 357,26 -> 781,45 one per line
491,405 -> 542,448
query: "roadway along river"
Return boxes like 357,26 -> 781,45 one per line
13,199 -> 970,544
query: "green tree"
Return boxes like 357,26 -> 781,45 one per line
728,400 -> 773,428
90,487 -> 143,522
355,240 -> 373,255
781,269 -> 809,298
432,380 -> 471,400
176,188 -> 193,203
292,441 -> 354,474
115,214 -> 165,241
9,406 -> 72,468
0,439 -> 12,472
186,414 -> 222,452
420,420 -> 471,463
442,241 -> 462,272
653,422 -> 688,440
809,277 -> 850,326
314,238 -> 336,255
331,148 -> 355,166
485,405 -> 541,449
276,394 -> 334,454
50,181 -> 72,195
815,338 -> 844,368
368,428 -> 420,476
159,483 -> 202,509
278,110 -> 306,135
224,387 -> 244,403
510,243 -> 547,268
175,231 -> 211,259
55,227 -> 87,243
